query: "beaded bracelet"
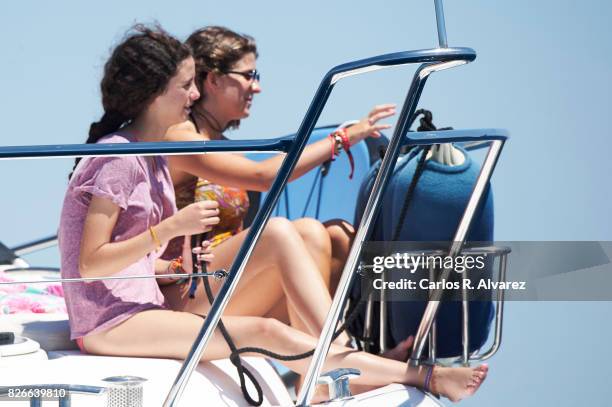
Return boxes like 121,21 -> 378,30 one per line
167,256 -> 185,274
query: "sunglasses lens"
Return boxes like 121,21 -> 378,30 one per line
248,70 -> 260,82
227,70 -> 259,82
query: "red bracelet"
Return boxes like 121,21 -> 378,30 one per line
336,128 -> 355,179
328,134 -> 337,161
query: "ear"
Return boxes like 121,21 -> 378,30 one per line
204,72 -> 222,94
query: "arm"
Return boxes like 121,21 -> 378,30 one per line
154,237 -> 214,286
168,104 -> 396,192
79,197 -> 219,279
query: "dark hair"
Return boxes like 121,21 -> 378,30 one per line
186,26 -> 257,130
70,24 -> 191,179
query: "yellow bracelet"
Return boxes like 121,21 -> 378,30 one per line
149,226 -> 162,249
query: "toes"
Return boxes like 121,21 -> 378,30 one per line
474,365 -> 488,381
403,335 -> 415,349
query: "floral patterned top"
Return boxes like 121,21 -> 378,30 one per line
165,174 -> 250,258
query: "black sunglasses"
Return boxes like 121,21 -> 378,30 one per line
225,69 -> 260,82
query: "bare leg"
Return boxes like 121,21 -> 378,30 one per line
290,217 -> 351,345
83,310 -> 487,402
323,219 -> 355,294
162,217 -> 337,340
292,217 -> 332,288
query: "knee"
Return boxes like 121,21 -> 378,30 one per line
263,217 -> 296,241
325,220 -> 355,258
293,217 -> 332,257
260,217 -> 301,249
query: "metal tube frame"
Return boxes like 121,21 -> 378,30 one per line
379,265 -> 388,352
363,245 -> 508,365
11,235 -> 58,256
461,265 -> 471,365
295,48 -> 487,404
469,248 -> 509,362
408,140 -> 506,367
434,0 -> 448,48
428,262 -> 438,363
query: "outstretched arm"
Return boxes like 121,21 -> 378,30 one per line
168,104 -> 395,191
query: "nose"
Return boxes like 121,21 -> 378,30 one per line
190,83 -> 200,101
251,79 -> 261,94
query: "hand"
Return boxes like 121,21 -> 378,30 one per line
181,236 -> 214,274
346,104 -> 396,145
170,200 -> 220,237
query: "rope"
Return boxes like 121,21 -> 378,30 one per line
392,109 -> 450,241
194,232 -> 264,406
302,166 -> 322,217
194,250 -> 368,405
315,160 -> 332,219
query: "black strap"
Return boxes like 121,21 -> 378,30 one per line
192,233 -> 264,406
392,146 -> 431,241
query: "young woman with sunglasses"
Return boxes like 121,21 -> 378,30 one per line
57,24 -> 487,403
162,26 -> 396,348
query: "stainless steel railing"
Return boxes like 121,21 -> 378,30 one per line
360,245 -> 510,366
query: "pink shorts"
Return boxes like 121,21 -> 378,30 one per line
75,337 -> 86,353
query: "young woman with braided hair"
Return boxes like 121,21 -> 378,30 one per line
57,24 -> 487,403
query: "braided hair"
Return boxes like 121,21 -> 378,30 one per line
69,24 -> 191,179
186,26 -> 258,131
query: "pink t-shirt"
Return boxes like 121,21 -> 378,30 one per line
58,133 -> 176,339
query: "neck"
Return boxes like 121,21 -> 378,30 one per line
127,113 -> 169,142
192,99 -> 229,140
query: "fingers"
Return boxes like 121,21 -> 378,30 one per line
368,108 -> 396,125
192,240 -> 214,263
192,240 -> 212,254
194,201 -> 220,233
197,253 -> 215,263
200,216 -> 220,233
196,201 -> 220,218
197,200 -> 219,210
369,103 -> 396,115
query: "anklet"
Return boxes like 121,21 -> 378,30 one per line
424,365 -> 434,393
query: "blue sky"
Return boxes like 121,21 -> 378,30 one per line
1,1 -> 611,405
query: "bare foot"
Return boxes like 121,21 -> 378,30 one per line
430,364 -> 488,402
294,376 -> 330,404
381,336 -> 414,361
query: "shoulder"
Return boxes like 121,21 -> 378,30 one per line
73,133 -> 143,183
166,121 -> 206,142
97,132 -> 133,144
